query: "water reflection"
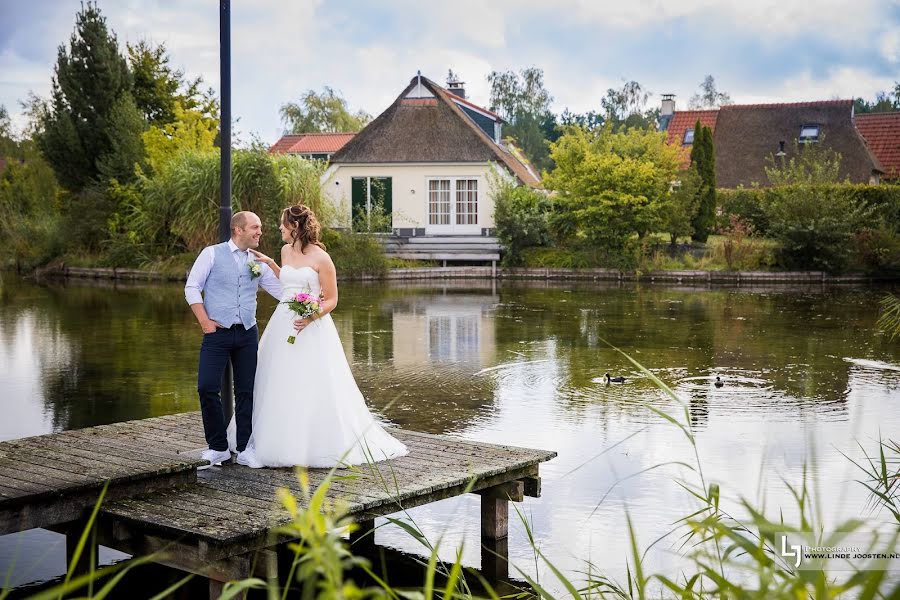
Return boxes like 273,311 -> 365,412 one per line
2,274 -> 899,590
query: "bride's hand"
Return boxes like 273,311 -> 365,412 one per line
293,317 -> 312,333
249,248 -> 275,266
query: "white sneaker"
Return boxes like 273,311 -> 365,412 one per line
201,448 -> 232,465
236,450 -> 264,469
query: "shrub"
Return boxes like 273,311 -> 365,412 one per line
491,175 -> 553,266
765,184 -> 874,271
854,227 -> 900,274
717,186 -> 771,235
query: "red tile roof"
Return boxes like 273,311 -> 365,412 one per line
855,112 -> 900,180
269,132 -> 356,155
665,109 -> 720,146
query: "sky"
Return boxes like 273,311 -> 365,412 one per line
1,0 -> 899,145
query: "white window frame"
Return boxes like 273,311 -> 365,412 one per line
682,129 -> 695,145
425,176 -> 480,234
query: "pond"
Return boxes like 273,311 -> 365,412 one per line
1,274 -> 898,592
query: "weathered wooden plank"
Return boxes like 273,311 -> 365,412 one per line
24,433 -> 190,471
7,436 -> 172,474
0,468 -> 195,535
0,459 -> 96,485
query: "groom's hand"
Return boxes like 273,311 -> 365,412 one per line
201,318 -> 224,334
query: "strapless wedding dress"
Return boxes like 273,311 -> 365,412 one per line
228,265 -> 408,467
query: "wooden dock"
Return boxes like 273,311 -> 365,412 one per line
0,412 -> 556,597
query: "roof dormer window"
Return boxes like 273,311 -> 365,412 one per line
799,124 -> 820,143
682,129 -> 695,145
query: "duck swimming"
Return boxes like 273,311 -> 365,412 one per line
714,376 -> 724,388
605,373 -> 626,383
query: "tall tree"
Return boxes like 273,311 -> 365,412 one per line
487,67 -> 553,121
600,80 -> 657,131
37,2 -> 144,190
487,67 -> 554,171
128,40 -> 218,127
279,87 -> 370,134
853,83 -> 900,114
0,105 -> 16,160
689,75 -> 733,109
690,121 -> 716,242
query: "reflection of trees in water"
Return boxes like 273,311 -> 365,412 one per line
4,278 -> 199,431
6,274 -> 897,436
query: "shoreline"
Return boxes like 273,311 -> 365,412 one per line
29,265 -> 894,285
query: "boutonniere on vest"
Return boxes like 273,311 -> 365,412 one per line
248,261 -> 262,279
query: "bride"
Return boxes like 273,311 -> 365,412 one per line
228,204 -> 408,468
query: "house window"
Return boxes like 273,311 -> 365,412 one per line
428,179 -> 451,225
455,179 -> 478,225
799,124 -> 820,143
682,129 -> 694,145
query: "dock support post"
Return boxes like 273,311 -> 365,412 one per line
350,518 -> 376,554
64,516 -> 98,578
480,495 -> 509,540
480,535 -> 509,582
209,578 -> 224,600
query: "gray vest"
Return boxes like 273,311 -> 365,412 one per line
203,242 -> 260,328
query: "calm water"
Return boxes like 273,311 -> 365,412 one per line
2,273 -> 899,591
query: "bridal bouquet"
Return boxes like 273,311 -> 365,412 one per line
282,289 -> 323,344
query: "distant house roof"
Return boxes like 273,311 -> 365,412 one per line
854,112 -> 900,180
329,75 -> 540,187
665,100 -> 883,186
269,132 -> 355,155
665,109 -> 720,146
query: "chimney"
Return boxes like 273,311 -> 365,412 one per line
661,94 -> 676,117
658,93 -> 676,131
447,78 -> 466,99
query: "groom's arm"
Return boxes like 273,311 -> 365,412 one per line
185,247 -> 223,333
258,264 -> 283,300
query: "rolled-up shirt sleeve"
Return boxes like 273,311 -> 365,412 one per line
258,263 -> 283,300
185,247 -> 214,305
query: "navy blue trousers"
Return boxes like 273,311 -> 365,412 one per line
197,324 -> 258,452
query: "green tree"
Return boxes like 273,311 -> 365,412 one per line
853,83 -> 900,114
544,125 -> 682,251
37,2 -> 144,191
600,80 -> 658,131
279,87 -> 370,134
0,105 -> 16,159
664,166 -> 701,246
764,137 -> 844,185
487,67 -> 552,121
689,75 -> 733,109
128,40 -> 218,128
142,103 -> 217,175
690,121 -> 716,242
487,67 -> 555,171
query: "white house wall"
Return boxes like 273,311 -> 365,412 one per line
322,163 -> 514,231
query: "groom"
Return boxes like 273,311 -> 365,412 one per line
185,211 -> 282,466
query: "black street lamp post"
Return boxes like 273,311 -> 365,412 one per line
219,0 -> 234,424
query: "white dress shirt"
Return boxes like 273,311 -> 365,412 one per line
184,239 -> 282,308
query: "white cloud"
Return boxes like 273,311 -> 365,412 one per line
1,1 -> 897,143
880,29 -> 900,63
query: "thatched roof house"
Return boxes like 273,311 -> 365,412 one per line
322,74 -> 539,237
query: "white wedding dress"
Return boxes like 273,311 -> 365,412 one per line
227,265 -> 408,467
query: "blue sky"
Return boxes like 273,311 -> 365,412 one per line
1,0 -> 898,145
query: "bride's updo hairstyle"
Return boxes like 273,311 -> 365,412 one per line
282,204 -> 326,252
